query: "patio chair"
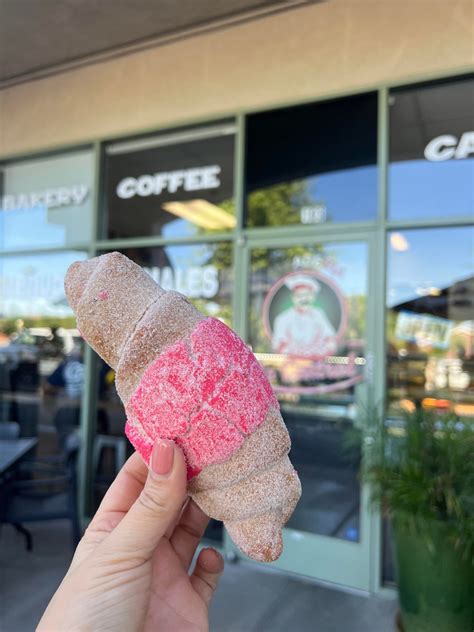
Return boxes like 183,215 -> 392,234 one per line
0,421 -> 20,439
0,433 -> 81,551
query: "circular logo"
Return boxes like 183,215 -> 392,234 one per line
262,270 -> 347,360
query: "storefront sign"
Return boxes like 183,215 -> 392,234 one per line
261,270 -> 364,394
424,131 -> 474,162
145,265 -> 219,298
116,165 -> 221,199
395,311 -> 453,349
0,185 -> 89,211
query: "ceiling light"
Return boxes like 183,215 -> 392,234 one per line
390,232 -> 409,251
162,199 -> 236,230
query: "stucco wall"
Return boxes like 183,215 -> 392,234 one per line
0,0 -> 473,158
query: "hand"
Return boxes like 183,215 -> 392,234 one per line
38,440 -> 224,631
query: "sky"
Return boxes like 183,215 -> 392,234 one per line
387,226 -> 473,307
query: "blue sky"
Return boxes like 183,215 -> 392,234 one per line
387,226 -> 473,307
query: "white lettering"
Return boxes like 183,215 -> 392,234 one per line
116,177 -> 136,199
160,267 -> 174,292
29,192 -> 44,208
424,132 -> 474,162
202,266 -> 219,298
57,188 -> 71,207
147,267 -> 161,284
144,265 -> 220,299
184,169 -> 202,191
174,268 -> 187,295
45,190 -> 58,208
202,165 -> 221,189
300,204 -> 327,224
2,195 -> 15,211
0,185 -> 90,211
136,175 -> 155,197
424,135 -> 457,161
186,268 -> 202,298
114,165 -> 222,201
154,173 -> 169,195
72,184 -> 89,205
167,171 -> 185,194
17,194 -> 29,209
454,131 -> 474,159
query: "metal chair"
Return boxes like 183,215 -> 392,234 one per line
0,421 -> 20,440
93,434 -> 127,478
0,433 -> 81,551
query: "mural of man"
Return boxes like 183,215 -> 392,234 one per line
272,274 -> 337,357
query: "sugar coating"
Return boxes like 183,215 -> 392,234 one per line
193,455 -> 300,521
116,292 -> 204,403
125,317 -> 277,478
226,511 -> 285,562
188,407 -> 290,493
65,252 -> 161,368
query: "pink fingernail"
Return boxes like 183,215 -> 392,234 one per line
151,439 -> 174,476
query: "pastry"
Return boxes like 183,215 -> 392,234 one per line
65,252 -> 301,561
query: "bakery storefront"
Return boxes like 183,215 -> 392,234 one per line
0,73 -> 473,592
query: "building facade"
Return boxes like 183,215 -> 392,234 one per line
1,1 -> 473,594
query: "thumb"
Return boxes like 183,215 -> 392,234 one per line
102,439 -> 187,559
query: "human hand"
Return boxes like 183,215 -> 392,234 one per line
38,440 -> 224,632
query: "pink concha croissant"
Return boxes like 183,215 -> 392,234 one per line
65,252 -> 301,562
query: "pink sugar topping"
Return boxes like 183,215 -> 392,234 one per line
98,289 -> 109,301
125,317 -> 278,478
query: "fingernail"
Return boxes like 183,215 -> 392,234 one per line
151,439 -> 174,476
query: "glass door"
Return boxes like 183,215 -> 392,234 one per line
228,232 -> 377,591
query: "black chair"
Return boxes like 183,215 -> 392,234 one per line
0,421 -> 20,439
0,433 -> 81,551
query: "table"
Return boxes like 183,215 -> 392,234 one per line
0,438 -> 38,474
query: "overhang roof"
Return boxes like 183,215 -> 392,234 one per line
0,0 -> 318,88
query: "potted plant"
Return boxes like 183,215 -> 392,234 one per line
364,408 -> 474,632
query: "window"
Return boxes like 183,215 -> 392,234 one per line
0,251 -> 88,460
388,76 -> 474,221
245,93 -> 378,227
0,150 -> 95,250
386,226 -> 474,417
103,123 -> 236,239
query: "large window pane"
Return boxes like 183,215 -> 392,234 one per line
249,242 -> 369,541
103,123 -> 236,239
0,150 -> 95,250
386,226 -> 474,416
90,243 -> 233,544
0,251 -> 87,462
245,93 -> 378,227
388,76 -> 474,220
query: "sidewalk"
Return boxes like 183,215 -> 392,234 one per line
0,521 -> 397,632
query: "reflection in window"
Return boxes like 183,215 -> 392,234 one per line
0,150 -> 95,250
103,123 -> 236,240
389,76 -> 474,220
245,93 -> 378,227
0,251 -> 87,463
248,242 -> 369,541
90,243 -> 233,543
386,227 -> 474,417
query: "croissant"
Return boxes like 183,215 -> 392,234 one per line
65,252 -> 301,561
